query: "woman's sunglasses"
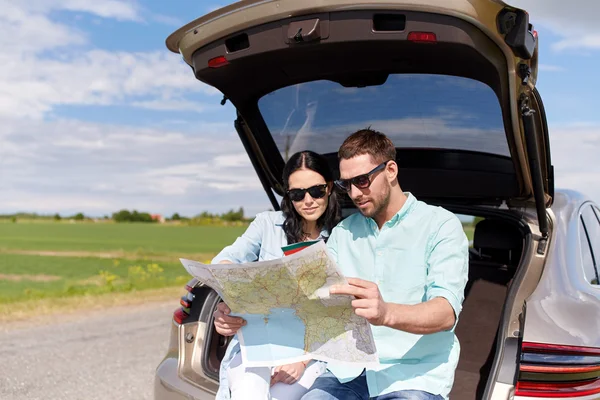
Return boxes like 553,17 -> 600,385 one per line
334,160 -> 391,193
287,184 -> 328,202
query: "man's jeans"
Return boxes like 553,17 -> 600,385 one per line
300,371 -> 444,400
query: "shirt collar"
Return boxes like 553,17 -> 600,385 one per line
389,192 -> 417,226
318,229 -> 330,239
368,192 -> 417,230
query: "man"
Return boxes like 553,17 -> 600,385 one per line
302,129 -> 469,400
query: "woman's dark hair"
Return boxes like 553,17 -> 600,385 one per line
281,151 -> 341,244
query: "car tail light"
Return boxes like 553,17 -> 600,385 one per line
173,283 -> 195,324
180,297 -> 191,309
408,32 -> 437,43
208,56 -> 229,68
516,341 -> 600,398
173,308 -> 189,324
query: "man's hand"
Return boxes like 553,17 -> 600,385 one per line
270,361 -> 307,386
330,278 -> 389,326
213,302 -> 246,336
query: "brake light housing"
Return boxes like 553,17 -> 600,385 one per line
173,308 -> 189,324
208,56 -> 229,68
407,31 -> 437,43
516,341 -> 600,398
173,282 -> 195,324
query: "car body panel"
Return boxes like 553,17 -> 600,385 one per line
154,357 -> 214,400
523,190 -> 600,348
154,320 -> 218,400
489,382 -> 514,400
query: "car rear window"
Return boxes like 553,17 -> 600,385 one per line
258,74 -> 509,161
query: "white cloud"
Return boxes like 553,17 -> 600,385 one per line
214,154 -> 255,168
0,193 -> 117,214
553,37 -> 600,52
549,123 -> 600,205
0,49 -> 220,119
0,1 -> 218,119
57,0 -> 140,21
150,14 -> 183,26
131,99 -> 211,112
508,0 -> 600,51
0,1 -> 87,56
12,0 -> 141,21
0,0 -> 140,58
538,64 -> 565,72
0,116 -> 268,216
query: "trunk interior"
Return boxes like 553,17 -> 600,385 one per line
451,216 -> 526,399
199,213 -> 528,399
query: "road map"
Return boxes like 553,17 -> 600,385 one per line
180,241 -> 378,367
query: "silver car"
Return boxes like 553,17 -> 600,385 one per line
155,0 -> 600,399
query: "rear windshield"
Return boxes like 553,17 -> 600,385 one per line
258,74 -> 509,161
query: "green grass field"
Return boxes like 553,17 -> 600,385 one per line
0,222 -> 247,306
0,253 -> 188,303
0,222 -> 247,256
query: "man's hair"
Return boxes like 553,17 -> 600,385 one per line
338,128 -> 396,164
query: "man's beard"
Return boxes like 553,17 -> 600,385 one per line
357,182 -> 391,219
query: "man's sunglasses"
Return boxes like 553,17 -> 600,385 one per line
334,160 -> 391,193
287,184 -> 328,202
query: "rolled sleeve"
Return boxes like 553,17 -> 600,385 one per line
211,213 -> 266,264
425,215 -> 469,329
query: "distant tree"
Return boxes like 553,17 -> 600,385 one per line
10,216 -> 16,223
73,213 -> 85,221
137,212 -> 154,223
221,207 -> 244,222
199,211 -> 213,219
171,213 -> 181,221
53,213 -> 61,221
112,209 -> 155,223
112,209 -> 132,222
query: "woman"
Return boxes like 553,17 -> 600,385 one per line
211,150 -> 341,400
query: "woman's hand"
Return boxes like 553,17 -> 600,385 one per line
213,302 -> 246,336
270,361 -> 308,386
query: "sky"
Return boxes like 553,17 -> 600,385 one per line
0,0 -> 598,218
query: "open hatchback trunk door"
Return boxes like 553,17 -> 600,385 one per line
167,0 -> 553,239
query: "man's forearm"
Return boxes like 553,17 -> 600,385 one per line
383,297 -> 456,334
